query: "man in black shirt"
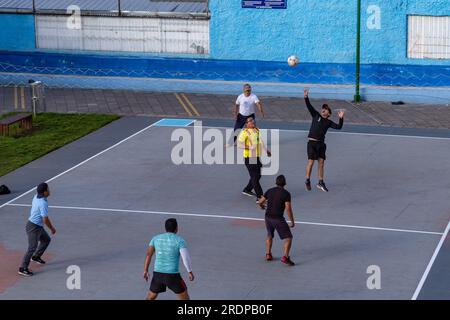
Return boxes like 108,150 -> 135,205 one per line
304,88 -> 344,192
258,175 -> 296,266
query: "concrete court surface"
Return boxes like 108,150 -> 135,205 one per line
0,122 -> 449,299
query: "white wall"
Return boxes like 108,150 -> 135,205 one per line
36,15 -> 209,54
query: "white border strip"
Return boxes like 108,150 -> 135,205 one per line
199,125 -> 450,141
411,221 -> 450,300
6,203 -> 444,236
0,120 -> 158,209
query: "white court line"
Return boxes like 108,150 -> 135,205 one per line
6,203 -> 443,236
0,120 -> 159,210
411,221 -> 450,300
197,125 -> 450,141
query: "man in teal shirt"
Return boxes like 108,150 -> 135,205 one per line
143,218 -> 194,300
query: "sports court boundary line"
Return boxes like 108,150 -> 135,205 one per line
411,221 -> 450,300
0,120 -> 159,210
196,124 -> 450,141
6,203 -> 443,236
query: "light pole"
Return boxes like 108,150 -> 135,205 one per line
354,0 -> 362,102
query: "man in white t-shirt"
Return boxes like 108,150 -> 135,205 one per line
228,84 -> 265,145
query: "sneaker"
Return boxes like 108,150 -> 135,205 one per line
305,179 -> 311,191
317,181 -> 329,192
242,190 -> 256,197
18,268 -> 34,276
256,199 -> 266,210
31,256 -> 46,265
265,253 -> 273,261
281,256 -> 295,266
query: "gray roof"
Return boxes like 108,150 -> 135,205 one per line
0,0 -> 207,13
0,0 -> 31,10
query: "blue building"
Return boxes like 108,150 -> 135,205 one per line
0,0 -> 449,103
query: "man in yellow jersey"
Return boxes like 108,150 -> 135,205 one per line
238,118 -> 271,204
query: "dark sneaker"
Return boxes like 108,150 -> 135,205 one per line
281,256 -> 295,266
18,268 -> 34,276
242,190 -> 256,197
317,181 -> 329,192
305,179 -> 311,191
31,256 -> 46,265
265,253 -> 273,261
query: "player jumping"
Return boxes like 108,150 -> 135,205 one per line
303,88 -> 344,192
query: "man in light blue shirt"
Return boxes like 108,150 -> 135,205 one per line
143,218 -> 194,300
19,183 -> 56,277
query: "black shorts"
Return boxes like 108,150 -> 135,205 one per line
150,272 -> 187,294
265,217 -> 293,240
307,140 -> 326,160
234,113 -> 255,131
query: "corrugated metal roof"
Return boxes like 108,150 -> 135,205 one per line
0,0 -> 32,10
36,0 -> 117,11
123,0 -> 207,13
0,0 -> 207,13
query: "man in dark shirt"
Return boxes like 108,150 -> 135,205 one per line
304,88 -> 344,192
258,175 -> 296,266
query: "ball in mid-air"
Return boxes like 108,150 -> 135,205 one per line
287,55 -> 299,67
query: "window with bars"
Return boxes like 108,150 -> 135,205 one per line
408,15 -> 450,60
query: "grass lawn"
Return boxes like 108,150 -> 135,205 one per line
0,112 -> 120,177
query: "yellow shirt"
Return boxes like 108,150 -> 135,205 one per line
238,128 -> 261,158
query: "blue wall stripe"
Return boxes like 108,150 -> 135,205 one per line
0,51 -> 449,87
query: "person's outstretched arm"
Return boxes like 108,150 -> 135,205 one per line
256,100 -> 265,118
304,88 -> 319,117
233,103 -> 239,120
259,135 -> 271,157
43,216 -> 56,234
143,246 -> 155,282
330,111 -> 345,130
180,248 -> 194,281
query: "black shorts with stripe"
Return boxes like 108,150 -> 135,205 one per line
150,272 -> 187,294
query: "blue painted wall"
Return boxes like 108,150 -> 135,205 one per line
0,3 -> 449,103
1,50 -> 448,87
210,0 -> 450,65
0,14 -> 35,50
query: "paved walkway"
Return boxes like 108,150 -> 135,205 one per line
1,86 -> 449,129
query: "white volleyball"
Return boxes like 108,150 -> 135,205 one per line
287,55 -> 299,67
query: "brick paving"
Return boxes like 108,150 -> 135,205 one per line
1,86 -> 449,129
